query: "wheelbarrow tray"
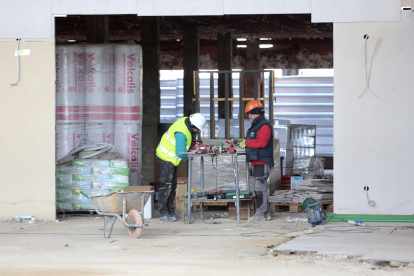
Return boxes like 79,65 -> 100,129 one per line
90,191 -> 151,214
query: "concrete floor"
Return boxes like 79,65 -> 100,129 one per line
1,211 -> 414,275
275,221 -> 414,264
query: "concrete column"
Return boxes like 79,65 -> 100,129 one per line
86,16 -> 108,44
141,17 -> 160,186
217,32 -> 233,119
243,39 -> 263,118
183,23 -> 199,117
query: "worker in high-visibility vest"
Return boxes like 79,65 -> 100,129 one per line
234,100 -> 274,222
156,113 -> 207,222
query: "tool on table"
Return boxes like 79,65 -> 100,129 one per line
217,142 -> 224,154
226,140 -> 236,154
214,190 -> 226,200
190,132 -> 205,150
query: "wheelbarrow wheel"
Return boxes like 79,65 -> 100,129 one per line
127,209 -> 143,239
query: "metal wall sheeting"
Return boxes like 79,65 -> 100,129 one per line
160,75 -> 333,156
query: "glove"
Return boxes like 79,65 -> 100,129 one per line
234,138 -> 246,149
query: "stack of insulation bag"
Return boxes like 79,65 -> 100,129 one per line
56,159 -> 130,211
55,43 -> 142,211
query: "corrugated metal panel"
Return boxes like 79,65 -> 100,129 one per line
160,75 -> 334,156
273,76 -> 333,157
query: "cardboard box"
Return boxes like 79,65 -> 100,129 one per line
124,186 -> 154,192
228,208 -> 254,220
228,200 -> 254,209
291,176 -> 304,190
175,181 -> 188,213
228,200 -> 255,220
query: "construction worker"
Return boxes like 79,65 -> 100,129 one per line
156,113 -> 207,222
235,100 -> 274,222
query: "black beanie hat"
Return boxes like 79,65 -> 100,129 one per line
248,107 -> 264,114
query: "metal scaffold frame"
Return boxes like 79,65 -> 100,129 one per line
193,70 -> 276,139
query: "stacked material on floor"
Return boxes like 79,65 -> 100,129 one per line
269,179 -> 333,204
292,156 -> 324,176
56,159 -> 129,211
55,44 -> 143,186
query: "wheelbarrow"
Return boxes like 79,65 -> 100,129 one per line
77,190 -> 153,239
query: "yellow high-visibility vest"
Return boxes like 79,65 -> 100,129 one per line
156,117 -> 192,166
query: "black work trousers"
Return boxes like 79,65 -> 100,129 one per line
156,156 -> 178,217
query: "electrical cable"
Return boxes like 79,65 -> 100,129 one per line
10,39 -> 21,87
56,204 -> 65,220
357,34 -> 379,99
324,213 -> 348,223
365,189 -> 376,207
61,136 -> 116,160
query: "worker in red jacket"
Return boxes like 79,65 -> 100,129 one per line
235,100 -> 274,222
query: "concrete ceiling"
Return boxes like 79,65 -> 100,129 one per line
55,14 -> 333,69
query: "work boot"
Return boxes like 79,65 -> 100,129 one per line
160,214 -> 177,222
265,212 -> 271,221
169,212 -> 182,221
247,214 -> 265,223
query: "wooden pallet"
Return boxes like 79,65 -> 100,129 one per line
270,202 -> 302,213
270,202 -> 334,213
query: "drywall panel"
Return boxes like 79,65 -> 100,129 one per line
0,41 -> 55,220
52,0 -> 138,15
223,0 -> 311,14
312,0 -> 401,23
334,11 -> 414,215
0,0 -> 52,40
138,0 -> 223,15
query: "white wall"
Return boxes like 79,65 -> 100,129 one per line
0,42 -> 56,219
334,11 -> 414,215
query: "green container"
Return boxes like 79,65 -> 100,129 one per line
226,191 -> 252,196
302,198 -> 318,211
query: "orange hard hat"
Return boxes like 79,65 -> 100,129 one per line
245,100 -> 264,114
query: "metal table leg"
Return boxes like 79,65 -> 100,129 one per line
235,154 -> 240,224
187,156 -> 193,222
200,156 -> 204,220
246,159 -> 250,218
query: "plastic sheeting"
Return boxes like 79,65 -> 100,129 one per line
55,123 -> 84,161
189,138 -> 281,193
55,44 -> 142,186
268,139 -> 281,195
190,152 -> 248,191
85,44 -> 114,123
114,45 -> 142,123
55,45 -> 85,123
113,122 -> 142,185
84,122 -> 114,144
292,156 -> 324,176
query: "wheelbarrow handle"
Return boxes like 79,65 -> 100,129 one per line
75,189 -> 90,200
